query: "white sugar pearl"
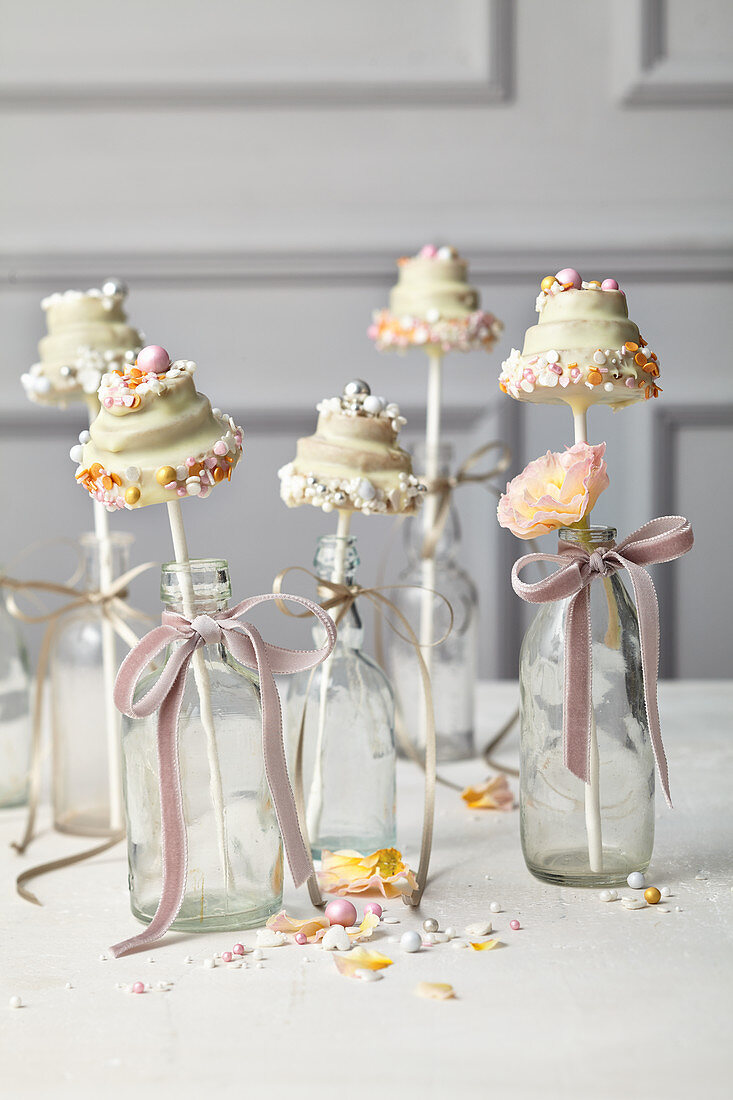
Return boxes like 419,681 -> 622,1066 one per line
65,983 -> 73,990
627,871 -> 646,890
489,902 -> 501,913
9,996 -> 22,1009
436,246 -> 456,260
69,445 -> 83,463
78,430 -> 91,444
425,308 -> 440,323
604,382 -> 614,392
444,927 -> 456,940
660,885 -> 671,897
252,949 -> 264,960
362,395 -> 384,415
203,958 -> 215,969
599,889 -> 618,902
186,478 -> 201,496
184,956 -> 193,964
546,350 -> 559,363
125,466 -> 140,482
593,350 -> 607,365
400,931 -> 422,953
98,953 -> 108,961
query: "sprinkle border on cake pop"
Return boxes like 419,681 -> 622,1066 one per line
368,308 -> 503,353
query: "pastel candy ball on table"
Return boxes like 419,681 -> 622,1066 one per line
325,899 -> 357,928
294,933 -> 308,945
627,871 -> 646,890
400,930 -> 422,953
363,901 -> 382,918
136,345 -> 170,374
555,268 -> 582,289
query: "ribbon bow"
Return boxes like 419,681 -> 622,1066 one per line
511,516 -> 693,806
110,592 -> 336,958
3,561 -> 155,902
421,440 -> 511,560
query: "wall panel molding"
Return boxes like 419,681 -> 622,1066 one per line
652,403 -> 733,676
0,0 -> 513,110
615,0 -> 733,107
3,242 -> 732,290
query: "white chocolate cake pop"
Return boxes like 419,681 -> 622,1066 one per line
72,345 -> 243,511
279,380 -> 425,515
498,268 -> 661,411
22,280 -> 143,407
368,245 -> 502,353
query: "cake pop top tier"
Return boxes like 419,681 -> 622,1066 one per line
72,345 -> 243,512
369,245 -> 503,353
279,380 -> 424,515
498,269 -> 661,410
22,280 -> 143,407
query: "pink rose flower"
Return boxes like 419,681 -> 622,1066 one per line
497,442 -> 609,539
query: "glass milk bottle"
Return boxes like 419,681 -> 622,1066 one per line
51,532 -> 133,834
285,535 -> 396,857
0,592 -> 32,807
122,559 -> 283,931
388,443 -> 478,761
519,526 -> 655,887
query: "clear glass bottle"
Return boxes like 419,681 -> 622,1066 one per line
51,532 -> 133,835
388,443 -> 478,762
122,559 -> 283,932
519,526 -> 655,887
0,591 -> 32,807
284,535 -> 396,858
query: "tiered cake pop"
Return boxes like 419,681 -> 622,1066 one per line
279,380 -> 424,516
22,280 -> 143,408
72,344 -> 243,511
498,268 -> 661,412
368,245 -> 502,353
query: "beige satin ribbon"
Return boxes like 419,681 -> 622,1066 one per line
1,562 -> 156,903
273,566 -> 453,907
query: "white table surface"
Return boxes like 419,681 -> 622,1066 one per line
2,680 -> 732,1100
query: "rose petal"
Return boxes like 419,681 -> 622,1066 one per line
461,775 -> 514,811
468,939 -> 501,951
332,948 -> 394,979
319,848 -> 418,898
266,910 -> 329,941
414,982 -> 456,1000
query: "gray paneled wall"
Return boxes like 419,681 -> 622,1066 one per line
1,0 -> 732,678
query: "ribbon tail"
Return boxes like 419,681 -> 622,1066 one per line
564,587 -> 592,785
110,664 -> 189,957
16,833 -> 124,906
623,561 -> 672,807
242,625 -> 320,901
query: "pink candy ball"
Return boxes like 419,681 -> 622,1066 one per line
419,244 -> 438,258
601,278 -> 619,291
325,899 -> 358,928
132,981 -> 145,994
233,944 -> 245,955
221,951 -> 233,963
509,919 -> 521,931
363,902 -> 383,918
294,933 -> 308,945
136,345 -> 170,374
555,268 -> 582,289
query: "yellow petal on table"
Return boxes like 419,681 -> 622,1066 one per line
318,847 -> 418,899
332,948 -> 394,979
414,982 -> 456,1000
266,910 -> 329,940
461,774 -> 515,811
468,939 -> 501,951
346,912 -> 380,940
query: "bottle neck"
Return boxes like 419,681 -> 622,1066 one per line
160,559 -> 232,615
314,535 -> 361,641
78,533 -> 133,592
559,525 -> 616,549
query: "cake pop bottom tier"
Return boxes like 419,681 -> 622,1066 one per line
72,353 -> 243,510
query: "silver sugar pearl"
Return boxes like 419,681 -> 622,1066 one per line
102,278 -> 127,298
334,491 -> 347,504
343,379 -> 371,397
59,365 -> 75,378
306,476 -> 317,486
422,917 -> 439,934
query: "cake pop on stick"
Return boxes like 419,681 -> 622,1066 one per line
279,379 -> 424,841
28,280 -> 143,833
369,245 -> 503,760
74,343 -> 244,890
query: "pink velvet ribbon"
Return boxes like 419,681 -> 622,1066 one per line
511,516 -> 693,807
110,592 -> 337,958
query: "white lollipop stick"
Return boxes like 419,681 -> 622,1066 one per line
571,402 -> 603,874
166,500 -> 233,897
417,349 -> 443,753
86,398 -> 123,833
306,508 -> 351,843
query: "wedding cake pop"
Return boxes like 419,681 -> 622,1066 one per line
368,245 -> 503,352
278,380 -> 424,515
498,268 -> 661,410
22,280 -> 143,407
71,345 -> 243,511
